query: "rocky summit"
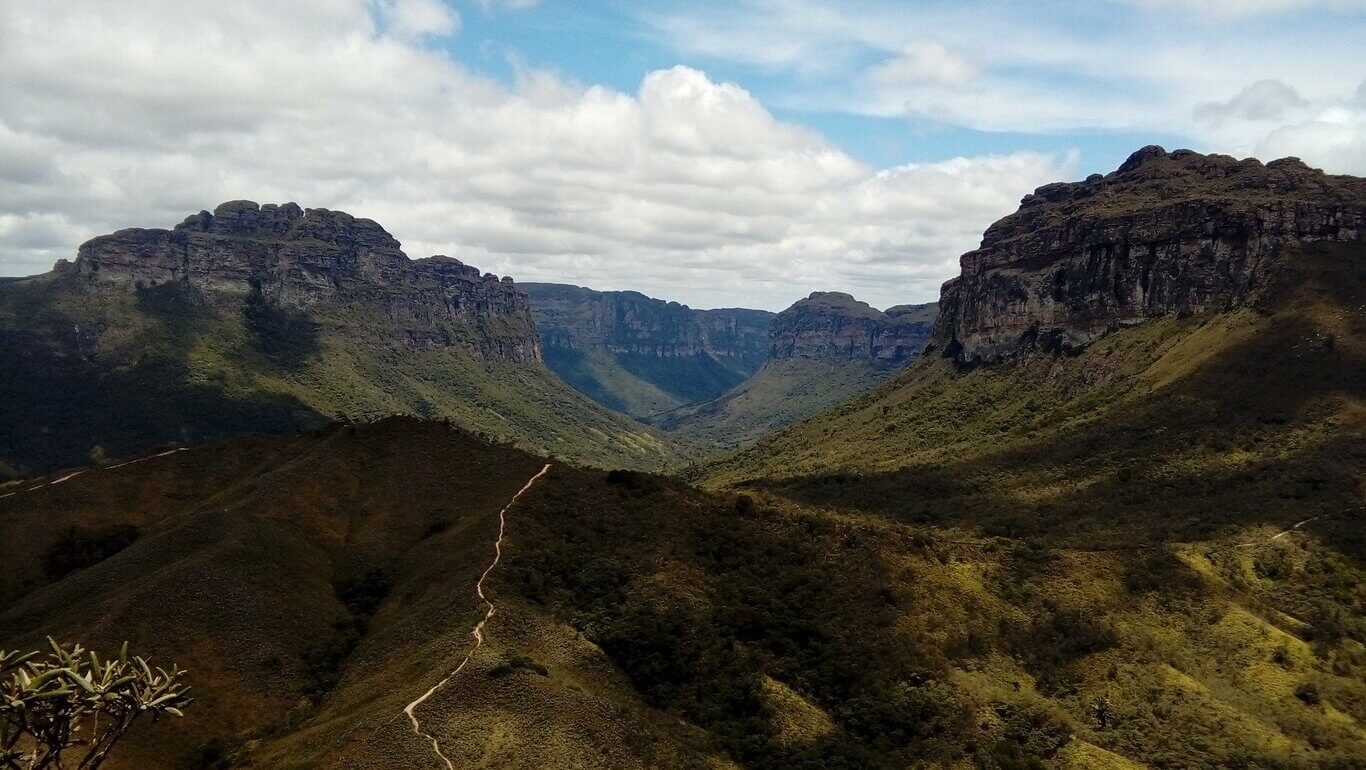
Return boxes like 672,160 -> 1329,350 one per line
63,200 -> 540,362
770,291 -> 935,363
934,146 -> 1366,365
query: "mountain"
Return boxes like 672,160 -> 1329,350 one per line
657,292 -> 935,447
0,202 -> 682,474
2,149 -> 1364,770
521,282 -> 773,419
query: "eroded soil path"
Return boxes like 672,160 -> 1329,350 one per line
403,463 -> 551,770
0,448 -> 188,501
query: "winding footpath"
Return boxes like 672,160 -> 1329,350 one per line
403,463 -> 552,770
1237,506 -> 1363,548
0,448 -> 188,501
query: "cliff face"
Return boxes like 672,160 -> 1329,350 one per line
519,282 -> 775,418
770,292 -> 935,364
935,146 -> 1366,365
63,200 -> 540,362
522,282 -> 772,367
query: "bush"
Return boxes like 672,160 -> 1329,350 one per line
44,525 -> 140,579
488,651 -> 549,678
1295,681 -> 1321,705
334,568 -> 391,617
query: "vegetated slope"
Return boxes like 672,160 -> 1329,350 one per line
698,240 -> 1365,549
522,282 -> 773,419
2,424 -> 1363,767
0,202 -> 682,474
657,293 -> 935,447
0,420 -> 730,770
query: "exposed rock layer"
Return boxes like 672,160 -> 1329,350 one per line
521,282 -> 773,367
63,200 -> 540,362
770,292 -> 935,364
934,146 -> 1366,365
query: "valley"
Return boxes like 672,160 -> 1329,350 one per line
0,147 -> 1362,769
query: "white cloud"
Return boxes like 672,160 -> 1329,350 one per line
379,0 -> 461,38
868,39 -> 980,88
646,1 -> 1366,171
1195,80 -> 1309,125
0,0 -> 1066,310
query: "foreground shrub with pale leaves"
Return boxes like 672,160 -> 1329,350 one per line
0,639 -> 191,769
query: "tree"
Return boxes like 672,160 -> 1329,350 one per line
1,639 -> 192,769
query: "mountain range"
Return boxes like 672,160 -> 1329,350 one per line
1,146 -> 1363,769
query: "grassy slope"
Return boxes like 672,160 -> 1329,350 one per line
655,358 -> 904,449
0,275 -> 685,473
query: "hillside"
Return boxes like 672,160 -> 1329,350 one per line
658,292 -> 935,447
0,202 -> 683,474
2,417 -> 1363,768
522,282 -> 773,419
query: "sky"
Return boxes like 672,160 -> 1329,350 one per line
1,1 -> 1363,310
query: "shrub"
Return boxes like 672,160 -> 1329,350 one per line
0,639 -> 191,769
1295,681 -> 1321,705
488,652 -> 549,678
44,525 -> 140,580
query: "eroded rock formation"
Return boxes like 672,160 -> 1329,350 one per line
61,200 -> 540,362
934,146 -> 1365,365
522,282 -> 773,368
770,292 -> 936,364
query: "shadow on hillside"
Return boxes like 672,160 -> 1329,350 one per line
0,279 -> 328,475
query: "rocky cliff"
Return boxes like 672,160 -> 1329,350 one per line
61,200 -> 540,362
934,146 -> 1366,365
522,282 -> 772,367
770,292 -> 935,364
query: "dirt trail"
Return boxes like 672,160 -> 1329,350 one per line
403,463 -> 551,770
0,447 -> 189,502
1238,506 -> 1362,548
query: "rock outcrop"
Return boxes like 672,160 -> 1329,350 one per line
61,200 -> 540,362
522,282 -> 773,368
934,147 -> 1366,365
770,292 -> 935,364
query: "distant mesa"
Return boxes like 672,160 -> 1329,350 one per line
770,291 -> 936,364
652,291 -> 937,448
935,146 -> 1366,365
